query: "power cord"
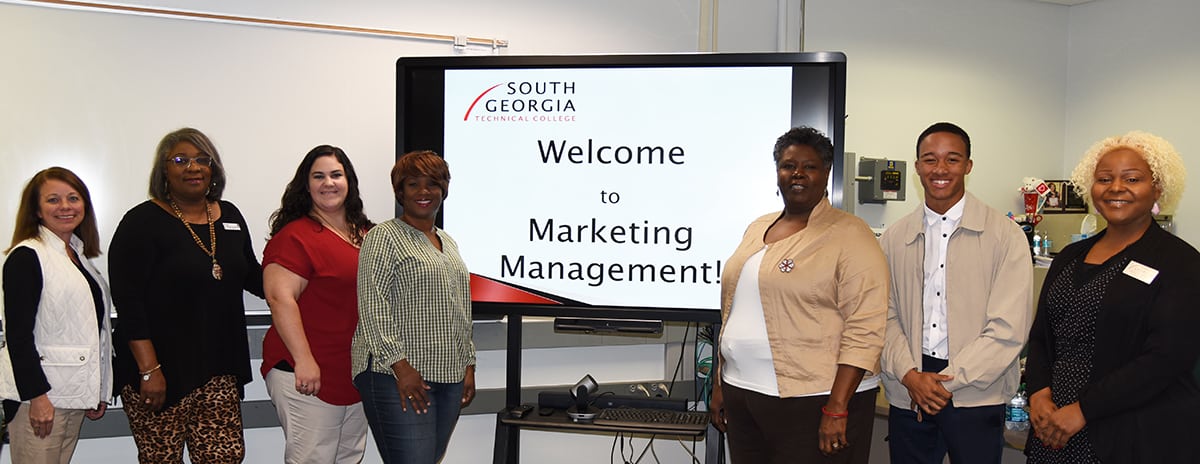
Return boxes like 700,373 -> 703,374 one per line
667,322 -> 692,396
633,434 -> 659,464
676,438 -> 702,463
609,322 -> 717,464
630,322 -> 691,463
610,420 -> 649,463
696,325 -> 715,408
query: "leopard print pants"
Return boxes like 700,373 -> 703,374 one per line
122,375 -> 245,463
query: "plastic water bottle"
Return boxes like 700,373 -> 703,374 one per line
1005,384 -> 1029,431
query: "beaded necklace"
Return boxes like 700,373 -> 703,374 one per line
169,199 -> 222,280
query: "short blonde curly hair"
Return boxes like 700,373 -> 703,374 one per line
1069,130 -> 1187,214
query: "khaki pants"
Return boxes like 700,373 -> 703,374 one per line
8,403 -> 86,464
265,368 -> 368,464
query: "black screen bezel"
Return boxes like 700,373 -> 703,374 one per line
396,52 -> 847,317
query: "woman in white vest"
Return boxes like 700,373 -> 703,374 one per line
1,167 -> 113,463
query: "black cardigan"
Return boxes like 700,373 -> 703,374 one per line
1025,222 -> 1200,462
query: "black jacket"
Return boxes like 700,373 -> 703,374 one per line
1026,222 -> 1200,462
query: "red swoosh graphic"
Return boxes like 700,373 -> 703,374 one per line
463,83 -> 504,121
470,274 -> 563,304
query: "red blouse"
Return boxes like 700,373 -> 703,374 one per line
261,217 -> 361,405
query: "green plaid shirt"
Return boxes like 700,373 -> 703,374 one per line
352,218 -> 475,383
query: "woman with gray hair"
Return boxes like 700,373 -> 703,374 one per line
109,127 -> 264,463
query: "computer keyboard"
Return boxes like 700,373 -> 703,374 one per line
593,407 -> 710,433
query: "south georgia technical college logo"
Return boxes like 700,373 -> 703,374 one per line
463,81 -> 577,123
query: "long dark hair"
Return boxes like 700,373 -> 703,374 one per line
9,167 -> 102,257
268,145 -> 373,244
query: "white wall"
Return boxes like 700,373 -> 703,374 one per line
0,0 -> 702,275
0,2 -> 710,463
1063,0 -> 1200,245
804,0 -> 1071,229
4,0 -> 1199,462
714,0 -> 784,51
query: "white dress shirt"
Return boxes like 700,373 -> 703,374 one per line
921,198 -> 965,360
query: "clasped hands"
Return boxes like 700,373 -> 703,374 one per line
901,368 -> 954,418
1028,387 -> 1086,449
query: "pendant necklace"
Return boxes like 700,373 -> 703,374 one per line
311,211 -> 360,249
169,198 -> 222,280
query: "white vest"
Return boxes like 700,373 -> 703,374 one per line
0,226 -> 113,409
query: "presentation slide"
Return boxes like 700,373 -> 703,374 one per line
442,67 -> 795,310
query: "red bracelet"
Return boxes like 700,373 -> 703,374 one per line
821,406 -> 849,418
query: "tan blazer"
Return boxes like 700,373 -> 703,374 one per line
720,199 -> 889,397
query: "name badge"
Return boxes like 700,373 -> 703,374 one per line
222,222 -> 241,231
1122,260 -> 1158,285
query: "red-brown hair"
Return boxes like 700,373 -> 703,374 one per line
8,167 -> 102,257
390,150 -> 450,202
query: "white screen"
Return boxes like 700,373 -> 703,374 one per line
442,66 -> 794,310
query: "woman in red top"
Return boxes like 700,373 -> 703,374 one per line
261,145 -> 374,463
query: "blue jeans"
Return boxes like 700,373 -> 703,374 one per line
354,370 -> 463,464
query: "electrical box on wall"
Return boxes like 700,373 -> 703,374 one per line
857,158 -> 906,204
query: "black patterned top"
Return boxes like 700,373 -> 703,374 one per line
1027,249 -> 1127,464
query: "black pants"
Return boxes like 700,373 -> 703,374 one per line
887,355 -> 1005,464
724,383 -> 877,464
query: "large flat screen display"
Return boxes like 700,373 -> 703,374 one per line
397,53 -> 846,314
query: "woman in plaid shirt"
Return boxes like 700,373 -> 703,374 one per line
352,150 -> 476,464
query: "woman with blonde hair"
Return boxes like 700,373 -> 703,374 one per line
1025,131 -> 1200,462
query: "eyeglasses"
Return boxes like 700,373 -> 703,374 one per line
169,156 -> 214,168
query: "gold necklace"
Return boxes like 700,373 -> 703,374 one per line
169,199 -> 222,280
311,211 -> 360,249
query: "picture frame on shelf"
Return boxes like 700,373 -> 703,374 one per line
1044,180 -> 1088,213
